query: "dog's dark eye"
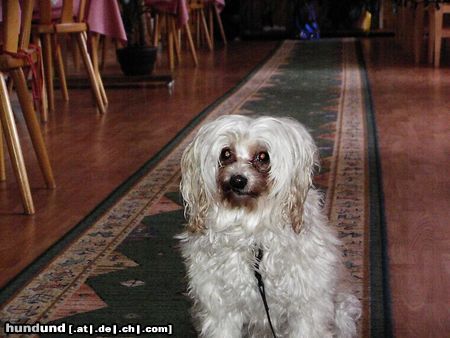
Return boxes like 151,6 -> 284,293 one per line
253,151 -> 270,172
256,151 -> 270,164
220,148 -> 231,160
219,147 -> 235,165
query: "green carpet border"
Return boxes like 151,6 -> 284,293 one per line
0,42 -> 283,305
355,39 -> 393,337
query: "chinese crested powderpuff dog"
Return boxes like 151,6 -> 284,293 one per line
178,115 -> 361,338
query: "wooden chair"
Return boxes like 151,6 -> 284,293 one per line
189,0 -> 213,50
428,2 -> 450,67
152,10 -> 198,69
206,0 -> 227,48
36,0 -> 107,113
0,0 -> 56,214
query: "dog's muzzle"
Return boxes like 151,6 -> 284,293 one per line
229,175 -> 248,190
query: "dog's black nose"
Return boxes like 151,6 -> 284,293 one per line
229,175 -> 248,190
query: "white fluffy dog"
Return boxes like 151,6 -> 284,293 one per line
178,115 -> 361,338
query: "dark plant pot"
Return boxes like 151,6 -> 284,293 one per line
116,46 -> 157,76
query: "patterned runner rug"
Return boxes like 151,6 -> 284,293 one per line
0,39 -> 390,337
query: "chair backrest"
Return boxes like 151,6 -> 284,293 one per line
38,0 -> 53,25
2,0 -> 34,53
75,0 -> 87,22
39,0 -> 87,24
189,0 -> 205,10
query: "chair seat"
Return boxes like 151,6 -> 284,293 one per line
36,22 -> 88,34
190,3 -> 204,10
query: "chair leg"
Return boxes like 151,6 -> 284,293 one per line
35,38 -> 49,122
196,11 -> 201,46
208,5 -> 214,49
90,34 -> 100,82
0,73 -> 35,214
0,123 -> 6,181
88,32 -> 108,107
214,5 -> 227,46
6,77 -> 13,93
10,68 -> 56,190
200,8 -> 213,50
75,32 -> 106,114
41,33 -> 55,112
184,20 -> 199,67
413,2 -> 424,64
53,35 -> 69,101
170,18 -> 182,63
428,9 -> 435,64
433,8 -> 443,67
153,14 -> 160,47
39,65 -> 49,123
95,67 -> 108,107
166,15 -> 175,70
71,35 -> 81,71
145,12 -> 153,45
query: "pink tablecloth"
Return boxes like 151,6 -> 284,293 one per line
145,0 -> 189,27
145,0 -> 225,27
32,0 -> 127,42
86,0 -> 127,42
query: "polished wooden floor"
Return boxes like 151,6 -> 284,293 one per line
361,39 -> 450,337
1,38 -> 449,337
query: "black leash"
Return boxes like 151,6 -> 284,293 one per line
254,248 -> 277,338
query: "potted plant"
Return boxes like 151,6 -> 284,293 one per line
117,0 -> 157,76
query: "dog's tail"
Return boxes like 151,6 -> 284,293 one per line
334,292 -> 361,338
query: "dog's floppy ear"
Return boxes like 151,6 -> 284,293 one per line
286,173 -> 311,234
281,119 -> 319,234
180,140 -> 209,233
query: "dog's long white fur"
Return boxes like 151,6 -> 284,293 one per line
178,115 -> 361,338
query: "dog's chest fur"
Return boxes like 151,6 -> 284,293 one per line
181,218 -> 333,304
181,229 -> 283,319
